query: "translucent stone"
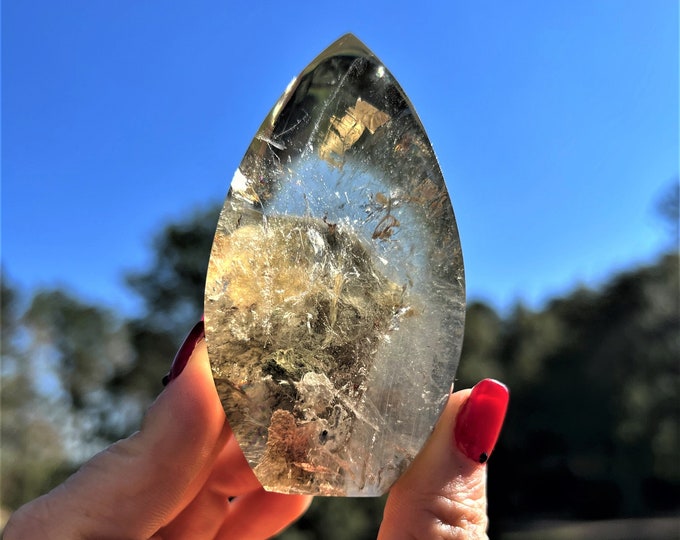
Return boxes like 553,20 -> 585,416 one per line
205,34 -> 465,496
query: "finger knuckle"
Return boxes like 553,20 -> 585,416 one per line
388,484 -> 488,540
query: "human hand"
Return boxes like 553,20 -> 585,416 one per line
5,321 -> 508,539
379,377 -> 508,539
5,321 -> 311,539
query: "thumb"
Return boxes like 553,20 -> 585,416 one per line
379,379 -> 509,540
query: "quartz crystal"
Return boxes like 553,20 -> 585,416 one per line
205,34 -> 465,496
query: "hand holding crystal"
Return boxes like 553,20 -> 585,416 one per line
5,322 -> 508,539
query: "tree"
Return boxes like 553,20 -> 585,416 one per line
1,277 -> 67,509
1,272 -> 136,511
656,176 -> 679,247
103,204 -> 220,426
473,253 -> 680,528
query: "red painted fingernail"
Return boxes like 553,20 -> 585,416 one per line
162,320 -> 205,386
454,379 -> 509,464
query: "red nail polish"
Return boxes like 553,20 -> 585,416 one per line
454,379 -> 509,464
162,320 -> 205,386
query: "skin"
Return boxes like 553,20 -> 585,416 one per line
5,341 -> 491,540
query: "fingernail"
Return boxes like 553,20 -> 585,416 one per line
162,320 -> 205,386
454,379 -> 509,464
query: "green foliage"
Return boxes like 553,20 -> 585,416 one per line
24,290 -> 126,411
655,176 -> 679,246
104,205 -> 220,424
457,254 -> 680,530
126,205 -> 219,335
276,496 -> 386,540
1,278 -> 71,509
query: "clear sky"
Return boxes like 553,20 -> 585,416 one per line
2,1 -> 678,316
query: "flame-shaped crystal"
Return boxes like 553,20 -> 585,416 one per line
205,34 -> 465,496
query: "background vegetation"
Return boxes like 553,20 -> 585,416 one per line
2,184 -> 678,537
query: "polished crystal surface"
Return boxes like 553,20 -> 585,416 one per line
205,34 -> 465,496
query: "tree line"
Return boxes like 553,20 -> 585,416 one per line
2,199 -> 678,538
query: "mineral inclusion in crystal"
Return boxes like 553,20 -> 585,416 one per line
204,34 -> 465,496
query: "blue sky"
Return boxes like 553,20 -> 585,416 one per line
2,1 -> 678,315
